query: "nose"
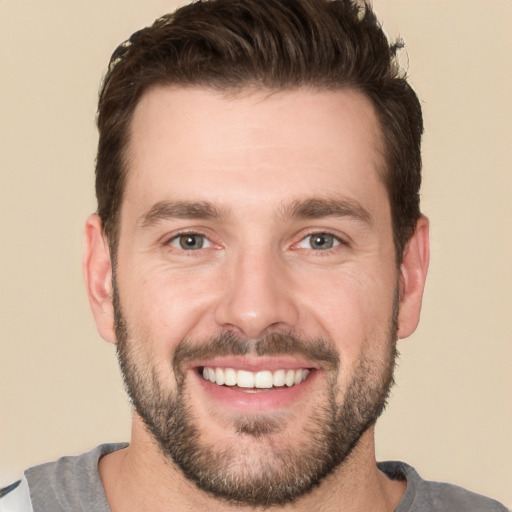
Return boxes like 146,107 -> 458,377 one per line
214,246 -> 300,339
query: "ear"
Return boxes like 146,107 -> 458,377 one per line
83,214 -> 116,344
397,215 -> 430,339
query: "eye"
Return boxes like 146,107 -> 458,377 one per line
169,233 -> 212,251
297,232 -> 341,251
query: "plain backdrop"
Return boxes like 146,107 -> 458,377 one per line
1,0 -> 511,507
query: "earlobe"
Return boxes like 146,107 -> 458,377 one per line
397,215 -> 430,339
83,214 -> 116,344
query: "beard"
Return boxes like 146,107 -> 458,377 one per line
114,288 -> 398,507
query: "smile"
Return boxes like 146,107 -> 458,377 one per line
201,367 -> 310,389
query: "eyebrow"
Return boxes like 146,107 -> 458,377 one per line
139,196 -> 373,229
281,197 -> 373,225
139,200 -> 227,228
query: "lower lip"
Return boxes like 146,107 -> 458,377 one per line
192,369 -> 318,412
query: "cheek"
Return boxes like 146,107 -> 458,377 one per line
295,265 -> 397,362
117,261 -> 220,348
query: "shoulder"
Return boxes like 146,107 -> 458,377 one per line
379,461 -> 509,512
0,478 -> 33,512
0,443 -> 127,512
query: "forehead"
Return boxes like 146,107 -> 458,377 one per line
123,86 -> 388,221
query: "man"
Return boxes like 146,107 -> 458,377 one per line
0,0 -> 507,510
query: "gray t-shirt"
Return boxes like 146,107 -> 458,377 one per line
0,443 -> 507,511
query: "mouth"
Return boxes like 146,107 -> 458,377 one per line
199,366 -> 311,391
190,357 -> 320,412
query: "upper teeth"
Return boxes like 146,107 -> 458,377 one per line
202,367 -> 310,389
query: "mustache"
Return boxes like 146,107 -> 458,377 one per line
172,331 -> 340,376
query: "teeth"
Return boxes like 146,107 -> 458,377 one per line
285,369 -> 295,387
237,370 -> 255,388
224,368 -> 237,386
201,367 -> 310,389
215,367 -> 225,386
272,369 -> 285,387
254,370 -> 273,389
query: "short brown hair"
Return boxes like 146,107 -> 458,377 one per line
96,0 -> 423,261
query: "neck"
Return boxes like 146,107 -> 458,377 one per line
99,417 -> 405,512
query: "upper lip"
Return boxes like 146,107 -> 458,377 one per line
190,355 -> 319,372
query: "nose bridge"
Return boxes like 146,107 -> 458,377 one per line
214,242 -> 299,338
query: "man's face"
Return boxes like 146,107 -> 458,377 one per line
113,86 -> 400,505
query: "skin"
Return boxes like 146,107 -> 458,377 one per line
84,86 -> 429,511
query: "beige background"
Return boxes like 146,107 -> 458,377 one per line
1,0 -> 511,507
